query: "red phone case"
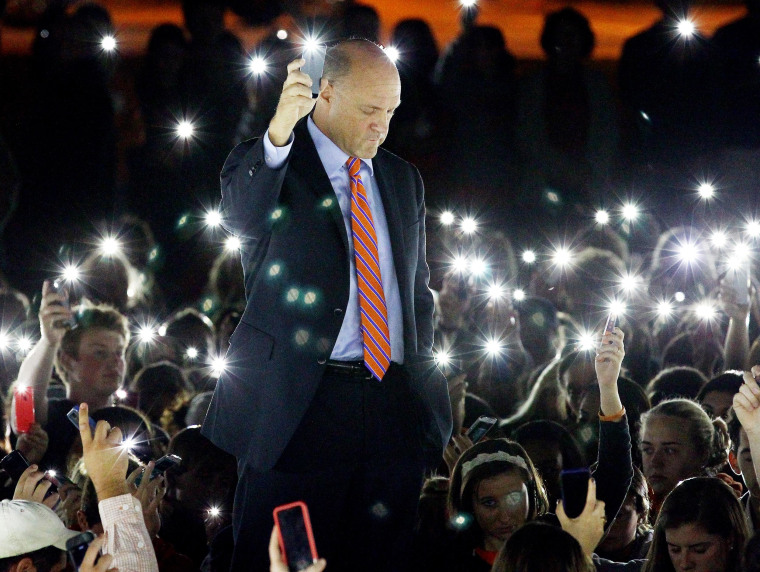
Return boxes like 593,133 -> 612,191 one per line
14,386 -> 35,434
273,501 -> 318,568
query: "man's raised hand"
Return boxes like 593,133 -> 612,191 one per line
268,59 -> 318,146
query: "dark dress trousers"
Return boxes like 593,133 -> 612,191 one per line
201,119 -> 452,569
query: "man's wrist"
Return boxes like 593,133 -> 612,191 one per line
93,480 -> 130,501
268,119 -> 294,147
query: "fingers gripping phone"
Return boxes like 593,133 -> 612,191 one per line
66,531 -> 96,570
13,385 -> 35,434
67,405 -> 98,434
561,468 -> 591,519
49,279 -> 76,329
273,501 -> 319,571
135,454 -> 182,486
301,44 -> 326,97
0,449 -> 59,497
465,415 -> 498,444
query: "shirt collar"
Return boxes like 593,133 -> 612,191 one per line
307,116 -> 374,178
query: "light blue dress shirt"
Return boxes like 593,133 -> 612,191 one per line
262,118 -> 404,363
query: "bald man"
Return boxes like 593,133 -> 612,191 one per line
202,39 -> 452,570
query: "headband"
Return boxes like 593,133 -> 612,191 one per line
461,451 -> 529,481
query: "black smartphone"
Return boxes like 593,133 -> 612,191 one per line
273,501 -> 318,571
301,43 -> 326,97
49,279 -> 76,329
0,450 -> 59,497
465,415 -> 498,444
561,467 -> 591,519
135,454 -> 182,486
67,405 -> 98,434
66,530 -> 96,570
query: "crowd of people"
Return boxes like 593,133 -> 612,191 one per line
2,0 -> 760,570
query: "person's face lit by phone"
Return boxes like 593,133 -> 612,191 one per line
640,415 -> 703,499
597,494 -> 641,554
699,390 -> 734,420
61,329 -> 127,399
471,470 -> 529,551
735,428 -> 760,498
665,523 -> 730,572
315,47 -> 401,159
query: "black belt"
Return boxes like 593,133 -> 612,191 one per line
324,359 -> 374,379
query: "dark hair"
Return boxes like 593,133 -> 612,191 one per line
91,405 -> 160,463
492,521 -> 592,572
646,366 -> 706,406
743,531 -> 760,572
0,546 -> 64,572
131,360 -> 189,396
642,477 -> 749,572
540,7 -> 595,60
448,439 -> 549,545
640,399 -> 730,475
727,407 -> 744,455
511,420 -> 585,469
697,371 -> 743,404
629,466 -> 651,534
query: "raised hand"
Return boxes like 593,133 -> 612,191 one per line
556,478 -> 606,558
39,280 -> 74,347
734,366 -> 760,437
16,423 -> 49,465
268,525 -> 326,572
596,327 -> 625,417
12,464 -> 59,510
268,59 -> 318,146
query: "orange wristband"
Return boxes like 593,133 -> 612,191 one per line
598,406 -> 626,422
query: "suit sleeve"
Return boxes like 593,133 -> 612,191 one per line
412,166 -> 435,356
219,137 -> 290,243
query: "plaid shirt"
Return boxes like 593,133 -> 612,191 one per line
99,494 -> 159,572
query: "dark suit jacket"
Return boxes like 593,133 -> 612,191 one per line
201,120 -> 452,471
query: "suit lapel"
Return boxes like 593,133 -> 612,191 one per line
288,120 -> 349,254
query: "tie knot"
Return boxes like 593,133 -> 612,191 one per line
347,157 -> 361,177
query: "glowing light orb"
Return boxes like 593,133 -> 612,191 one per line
176,120 -> 194,139
513,288 -> 526,302
695,301 -> 716,321
225,236 -> 241,252
485,338 -> 503,357
249,56 -> 267,75
62,264 -> 80,283
205,210 -> 222,228
384,46 -> 400,62
621,203 -> 639,222
675,291 -> 686,302
101,35 -> 116,52
656,301 -> 674,318
551,246 -> 573,268
677,19 -> 696,37
115,389 -> 128,400
435,351 -> 451,367
697,182 -> 714,199
277,29 -> 288,40
522,250 -> 536,264
595,210 -> 609,225
461,217 -> 477,234
440,211 -> 455,225
710,230 -> 728,249
186,347 -> 199,360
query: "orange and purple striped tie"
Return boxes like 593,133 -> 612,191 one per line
347,157 -> 391,380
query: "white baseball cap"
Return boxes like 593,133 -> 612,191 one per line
0,500 -> 80,558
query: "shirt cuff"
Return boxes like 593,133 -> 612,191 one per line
263,129 -> 294,169
99,493 -> 143,523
